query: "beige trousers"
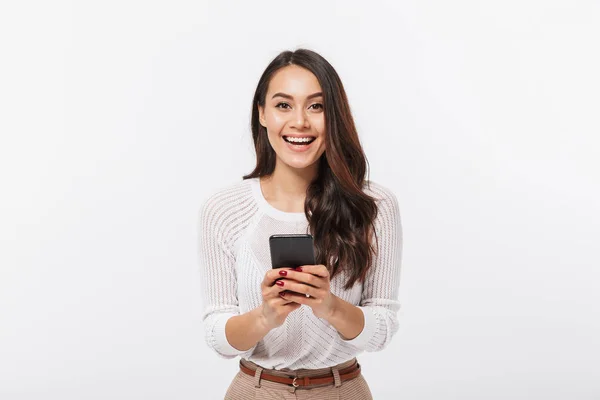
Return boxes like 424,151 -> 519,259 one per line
224,358 -> 373,400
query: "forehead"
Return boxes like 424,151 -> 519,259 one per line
267,65 -> 322,98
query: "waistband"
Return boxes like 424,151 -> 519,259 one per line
240,357 -> 358,378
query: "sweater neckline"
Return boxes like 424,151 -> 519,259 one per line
249,177 -> 307,222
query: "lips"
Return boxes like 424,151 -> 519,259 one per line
281,135 -> 316,152
283,135 -> 316,144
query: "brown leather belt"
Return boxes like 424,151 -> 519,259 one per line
240,361 -> 360,388
239,360 -> 361,388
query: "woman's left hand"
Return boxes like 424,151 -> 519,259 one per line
276,264 -> 337,320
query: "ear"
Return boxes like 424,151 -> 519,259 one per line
257,104 -> 266,128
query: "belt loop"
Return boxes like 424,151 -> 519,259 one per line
253,366 -> 263,388
288,374 -> 298,394
332,366 -> 342,388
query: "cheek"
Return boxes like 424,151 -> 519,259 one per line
312,115 -> 325,133
268,112 -> 287,129
314,118 -> 326,141
266,132 -> 281,150
263,113 -> 285,142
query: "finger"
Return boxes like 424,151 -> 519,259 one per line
282,269 -> 323,288
282,299 -> 302,310
276,279 -> 315,298
272,292 -> 296,305
265,278 -> 293,299
262,267 -> 294,287
274,291 -> 304,306
263,280 -> 282,300
279,290 -> 314,304
295,264 -> 330,278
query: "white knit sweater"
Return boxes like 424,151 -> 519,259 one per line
197,177 -> 402,370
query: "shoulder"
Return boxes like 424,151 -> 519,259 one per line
363,180 -> 401,223
197,178 -> 257,233
363,180 -> 399,206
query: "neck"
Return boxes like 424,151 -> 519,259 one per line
260,161 -> 319,212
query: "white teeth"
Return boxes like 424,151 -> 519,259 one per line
285,136 -> 314,143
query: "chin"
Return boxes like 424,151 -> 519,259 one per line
279,156 -> 320,170
285,160 -> 315,170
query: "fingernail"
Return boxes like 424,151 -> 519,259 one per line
276,280 -> 284,286
279,270 -> 287,276
295,267 -> 303,272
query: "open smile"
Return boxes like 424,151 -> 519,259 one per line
282,135 -> 316,152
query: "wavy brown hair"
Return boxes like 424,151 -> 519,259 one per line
242,48 -> 379,290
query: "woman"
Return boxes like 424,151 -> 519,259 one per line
197,48 -> 403,399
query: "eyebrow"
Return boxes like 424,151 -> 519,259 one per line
271,92 -> 323,100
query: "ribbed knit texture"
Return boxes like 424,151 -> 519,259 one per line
197,177 -> 402,370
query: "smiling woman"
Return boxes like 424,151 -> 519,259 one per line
197,48 -> 403,399
258,65 -> 327,164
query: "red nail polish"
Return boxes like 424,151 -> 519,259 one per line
279,270 -> 287,276
276,280 -> 284,286
296,267 -> 303,272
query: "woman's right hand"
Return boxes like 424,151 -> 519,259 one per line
259,267 -> 301,330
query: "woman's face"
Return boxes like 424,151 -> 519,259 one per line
258,65 -> 327,172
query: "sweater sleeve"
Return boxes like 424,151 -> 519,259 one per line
197,194 -> 257,359
340,187 -> 403,352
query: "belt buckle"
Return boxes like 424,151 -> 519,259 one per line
292,377 -> 299,388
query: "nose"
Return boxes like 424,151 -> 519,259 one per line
290,107 -> 310,129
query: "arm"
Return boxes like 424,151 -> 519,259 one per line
197,194 -> 264,358
224,307 -> 270,352
325,295 -> 365,340
328,188 -> 403,352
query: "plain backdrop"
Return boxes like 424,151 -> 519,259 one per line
1,1 -> 599,399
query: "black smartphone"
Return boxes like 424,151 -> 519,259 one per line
269,234 -> 316,269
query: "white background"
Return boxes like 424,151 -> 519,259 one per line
1,1 -> 599,399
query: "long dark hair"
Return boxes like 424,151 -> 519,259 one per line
242,48 -> 378,290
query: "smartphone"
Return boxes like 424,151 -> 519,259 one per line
269,234 -> 316,269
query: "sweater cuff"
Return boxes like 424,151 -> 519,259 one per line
213,313 -> 257,357
339,306 -> 377,349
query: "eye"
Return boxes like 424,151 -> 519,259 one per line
310,103 -> 323,110
275,102 -> 291,109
